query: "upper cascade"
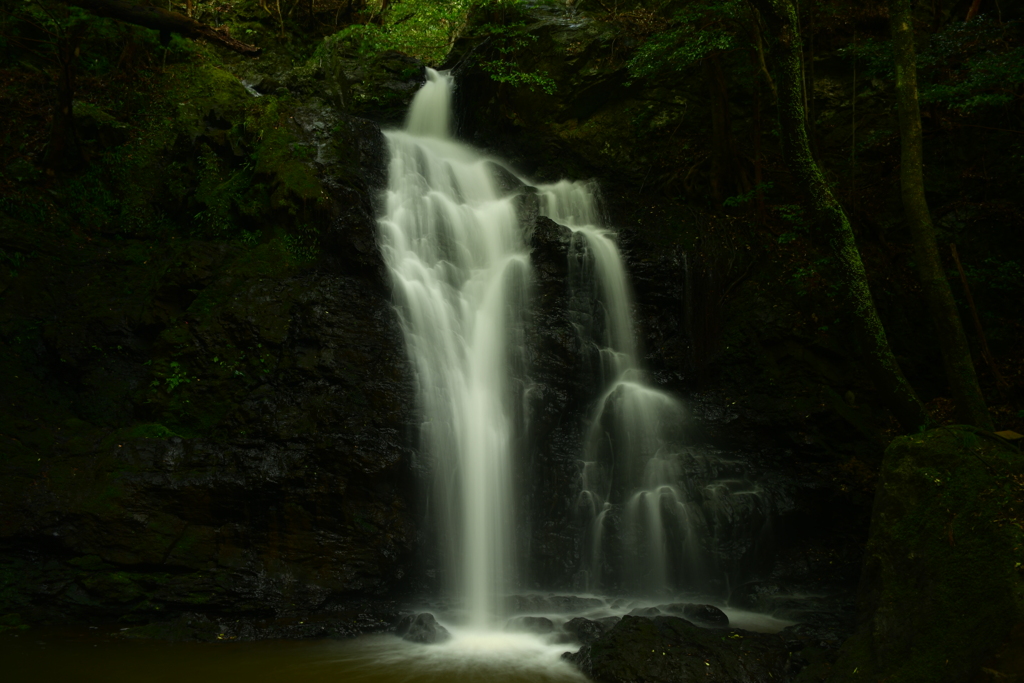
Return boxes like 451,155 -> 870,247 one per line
404,67 -> 453,139
378,66 -> 526,629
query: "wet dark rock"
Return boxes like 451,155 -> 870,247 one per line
564,615 -> 789,683
488,161 -> 526,195
563,616 -> 612,645
0,24 -> 438,630
656,603 -> 729,627
506,615 -> 555,634
514,187 -> 540,232
0,97 -> 415,626
627,606 -> 662,617
396,613 -> 451,644
682,603 -> 729,627
530,216 -> 573,276
519,211 -> 589,590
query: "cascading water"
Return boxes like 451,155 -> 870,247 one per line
378,68 -> 529,628
379,68 -> 775,629
540,183 -> 774,597
536,182 -> 699,594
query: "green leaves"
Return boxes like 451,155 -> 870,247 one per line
625,0 -> 744,82
918,15 -> 1024,112
840,14 -> 1024,113
475,21 -> 556,94
325,0 -> 522,65
921,45 -> 1024,111
627,25 -> 733,79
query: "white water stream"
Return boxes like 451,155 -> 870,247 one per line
537,183 -> 701,595
379,68 -> 771,628
379,69 -> 527,628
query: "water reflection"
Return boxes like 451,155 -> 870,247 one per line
1,630 -> 585,683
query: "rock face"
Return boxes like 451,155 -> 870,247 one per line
826,427 -> 1024,683
0,252 -> 418,625
519,216 -> 590,589
565,615 -> 791,683
0,61 -> 416,630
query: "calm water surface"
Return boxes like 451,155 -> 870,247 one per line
2,629 -> 587,683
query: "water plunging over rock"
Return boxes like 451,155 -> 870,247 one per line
539,182 -> 775,597
379,68 -> 779,628
379,68 -> 528,628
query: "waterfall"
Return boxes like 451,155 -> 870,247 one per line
378,68 -> 528,627
379,68 -> 773,620
536,182 -> 699,594
541,180 -> 774,596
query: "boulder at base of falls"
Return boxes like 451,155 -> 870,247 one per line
562,616 -> 618,645
395,613 -> 451,644
506,616 -> 555,634
657,603 -> 730,627
823,427 -> 1024,683
683,603 -> 730,627
564,615 -> 790,683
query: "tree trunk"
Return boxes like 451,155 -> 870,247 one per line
704,53 -> 750,204
65,0 -> 261,55
44,23 -> 88,169
748,0 -> 930,433
890,0 -> 993,430
965,0 -> 983,22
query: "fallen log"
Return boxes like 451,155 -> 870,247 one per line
67,0 -> 261,56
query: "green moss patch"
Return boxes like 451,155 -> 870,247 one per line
831,427 -> 1024,683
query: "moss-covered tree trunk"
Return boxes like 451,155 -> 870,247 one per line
889,0 -> 993,431
748,0 -> 929,432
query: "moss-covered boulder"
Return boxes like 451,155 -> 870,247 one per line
824,427 -> 1024,682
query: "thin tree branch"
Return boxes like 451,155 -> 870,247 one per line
950,243 -> 1009,393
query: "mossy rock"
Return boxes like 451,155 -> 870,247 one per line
74,101 -> 129,149
828,427 -> 1024,683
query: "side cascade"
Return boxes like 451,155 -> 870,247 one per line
539,183 -> 775,597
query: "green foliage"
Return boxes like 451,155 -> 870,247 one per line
476,21 -> 556,94
192,145 -> 255,238
0,247 -> 33,276
836,37 -> 893,79
774,202 -> 808,244
960,258 -> 1024,293
722,181 -> 772,207
283,223 -> 321,262
151,361 -> 194,392
840,15 -> 1024,113
325,0 -> 521,64
919,16 -> 1024,112
625,0 -> 744,82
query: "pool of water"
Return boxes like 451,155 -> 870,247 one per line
2,595 -> 799,683
1,629 -> 587,683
